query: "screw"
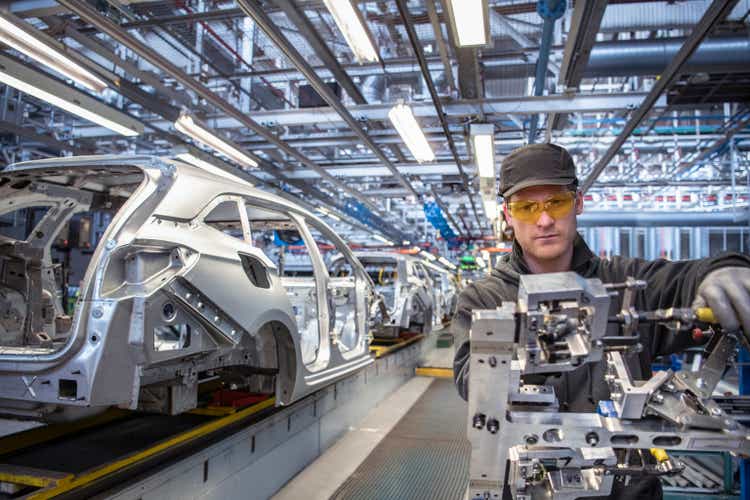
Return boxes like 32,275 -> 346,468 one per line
472,413 -> 486,430
652,392 -> 665,404
105,239 -> 116,249
585,432 -> 599,446
710,407 -> 722,416
486,418 -> 499,434
524,434 -> 538,445
488,356 -> 497,368
92,308 -> 103,319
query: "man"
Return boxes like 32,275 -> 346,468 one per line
452,143 -> 750,499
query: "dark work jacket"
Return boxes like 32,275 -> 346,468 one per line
452,235 -> 750,500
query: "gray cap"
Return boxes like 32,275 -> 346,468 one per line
499,143 -> 577,198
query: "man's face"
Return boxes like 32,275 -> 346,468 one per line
503,184 -> 584,263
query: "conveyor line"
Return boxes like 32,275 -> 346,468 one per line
0,334 -> 424,499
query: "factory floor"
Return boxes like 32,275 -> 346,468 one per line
273,374 -> 469,500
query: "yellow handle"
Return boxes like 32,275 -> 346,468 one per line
650,448 -> 669,463
695,307 -> 717,324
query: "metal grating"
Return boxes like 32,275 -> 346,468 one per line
330,378 -> 470,500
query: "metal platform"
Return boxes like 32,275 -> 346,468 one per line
330,378 -> 470,500
0,338 -> 423,499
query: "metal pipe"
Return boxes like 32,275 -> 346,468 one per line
581,0 -> 740,193
528,17 -> 556,143
585,36 -> 750,78
578,210 -> 749,227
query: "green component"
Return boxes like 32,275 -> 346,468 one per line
437,333 -> 454,348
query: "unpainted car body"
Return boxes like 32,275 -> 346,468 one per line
0,155 -> 377,421
421,261 -> 459,324
341,252 -> 434,337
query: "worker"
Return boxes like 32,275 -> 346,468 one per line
452,143 -> 750,499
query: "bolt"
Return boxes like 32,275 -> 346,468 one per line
585,432 -> 599,446
472,413 -> 486,430
105,239 -> 116,249
710,407 -> 722,416
488,356 -> 497,368
652,392 -> 665,404
486,418 -> 499,434
524,434 -> 538,445
92,308 -> 103,319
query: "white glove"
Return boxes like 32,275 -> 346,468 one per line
692,267 -> 750,337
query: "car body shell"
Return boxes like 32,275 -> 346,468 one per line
0,155 -> 377,420
344,252 -> 434,336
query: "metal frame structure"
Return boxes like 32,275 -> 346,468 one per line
0,0 -> 748,244
0,155 -> 383,420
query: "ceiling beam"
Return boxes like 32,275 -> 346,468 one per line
57,0 -> 392,220
69,93 -> 661,136
580,0 -> 740,192
235,0 -> 421,199
548,0 -> 609,134
395,0 -> 483,233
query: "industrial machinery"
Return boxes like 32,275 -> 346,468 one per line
0,155 -> 378,421
466,272 -> 749,499
345,252 -> 434,337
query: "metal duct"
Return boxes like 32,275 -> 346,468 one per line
578,210 -> 749,227
584,36 -> 750,78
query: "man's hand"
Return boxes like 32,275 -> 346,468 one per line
692,267 -> 750,338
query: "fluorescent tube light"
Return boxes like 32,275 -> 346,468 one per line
471,124 -> 496,178
174,113 -> 258,169
446,0 -> 489,47
317,207 -> 341,221
0,60 -> 138,136
388,103 -> 435,163
420,251 -> 437,261
322,0 -> 379,63
174,152 -> 253,185
373,234 -> 394,245
0,12 -> 107,93
483,197 -> 499,220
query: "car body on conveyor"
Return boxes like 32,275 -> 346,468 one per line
0,155 -> 380,421
421,260 -> 459,324
337,252 -> 434,337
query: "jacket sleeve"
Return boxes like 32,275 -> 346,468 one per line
451,281 -> 506,400
607,251 -> 750,356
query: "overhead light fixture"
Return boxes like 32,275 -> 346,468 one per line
317,206 -> 342,222
173,151 -> 253,186
0,53 -> 139,136
471,124 -> 496,178
322,0 -> 379,63
0,11 -> 107,93
388,102 -> 435,163
373,234 -> 394,245
483,197 -> 499,221
174,113 -> 258,169
420,250 -> 437,262
445,0 -> 490,47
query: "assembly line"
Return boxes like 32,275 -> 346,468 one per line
1,0 -> 750,499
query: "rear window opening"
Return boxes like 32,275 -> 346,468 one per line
0,166 -> 145,355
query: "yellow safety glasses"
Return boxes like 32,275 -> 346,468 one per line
506,191 -> 576,223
